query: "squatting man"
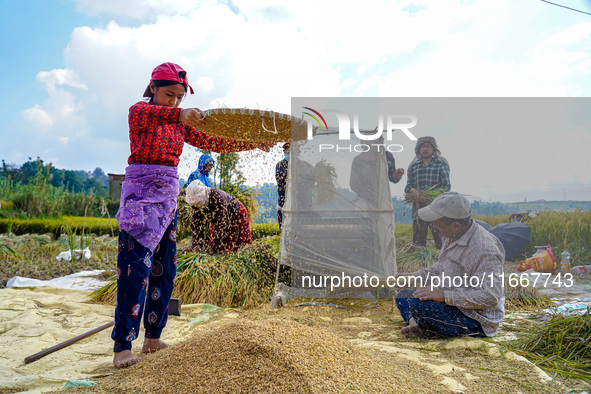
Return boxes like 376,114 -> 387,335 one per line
393,192 -> 505,339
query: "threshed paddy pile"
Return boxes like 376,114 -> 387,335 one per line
79,318 -> 445,393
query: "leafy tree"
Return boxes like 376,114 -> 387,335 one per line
92,167 -> 109,186
0,157 -> 107,196
61,170 -> 86,193
84,177 -> 107,195
251,183 -> 279,224
15,157 -> 43,183
216,152 -> 245,190
1,160 -> 19,180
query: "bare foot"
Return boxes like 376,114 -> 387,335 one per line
113,350 -> 142,368
142,338 -> 169,354
400,324 -> 438,339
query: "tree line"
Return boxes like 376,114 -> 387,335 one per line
1,157 -> 108,196
0,156 -> 519,222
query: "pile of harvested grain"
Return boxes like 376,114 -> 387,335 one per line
88,318 -> 445,393
199,108 -> 307,143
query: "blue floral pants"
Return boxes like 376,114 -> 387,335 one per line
112,215 -> 177,352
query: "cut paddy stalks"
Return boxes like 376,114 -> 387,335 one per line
90,237 -> 287,309
508,310 -> 591,381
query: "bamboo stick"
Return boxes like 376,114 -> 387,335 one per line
24,321 -> 114,364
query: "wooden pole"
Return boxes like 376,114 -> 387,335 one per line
24,321 -> 114,364
24,298 -> 182,364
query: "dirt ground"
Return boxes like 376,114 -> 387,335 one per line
3,234 -> 589,393
0,285 -> 583,394
77,297 -> 567,393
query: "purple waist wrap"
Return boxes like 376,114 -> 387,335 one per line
115,164 -> 179,252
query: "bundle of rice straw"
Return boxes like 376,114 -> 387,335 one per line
403,185 -> 444,205
199,108 -> 307,143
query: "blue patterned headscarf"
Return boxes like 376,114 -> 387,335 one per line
187,154 -> 215,188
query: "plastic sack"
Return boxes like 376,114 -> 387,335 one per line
63,380 -> 99,389
185,179 -> 211,207
571,265 -> 591,275
56,247 -> 91,261
7,270 -> 107,290
517,245 -> 557,273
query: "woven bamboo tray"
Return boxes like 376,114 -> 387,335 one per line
199,108 -> 308,143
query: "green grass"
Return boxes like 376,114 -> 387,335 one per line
507,311 -> 591,382
395,224 -> 412,238
0,216 -> 118,237
0,200 -> 14,210
0,173 -> 106,217
474,210 -> 591,263
0,215 -> 280,242
0,233 -> 117,287
5,209 -> 590,314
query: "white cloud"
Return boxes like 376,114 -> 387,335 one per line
536,20 -> 591,48
435,100 -> 591,202
20,69 -> 86,133
62,3 -> 345,115
370,4 -> 591,97
196,76 -> 215,92
37,69 -> 88,91
11,0 -> 591,199
21,105 -> 53,130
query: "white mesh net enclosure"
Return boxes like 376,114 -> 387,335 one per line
279,128 -> 397,298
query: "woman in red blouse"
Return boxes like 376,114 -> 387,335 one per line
113,62 -> 267,368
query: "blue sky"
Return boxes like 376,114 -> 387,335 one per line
1,0 -> 590,202
0,1 -> 86,125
